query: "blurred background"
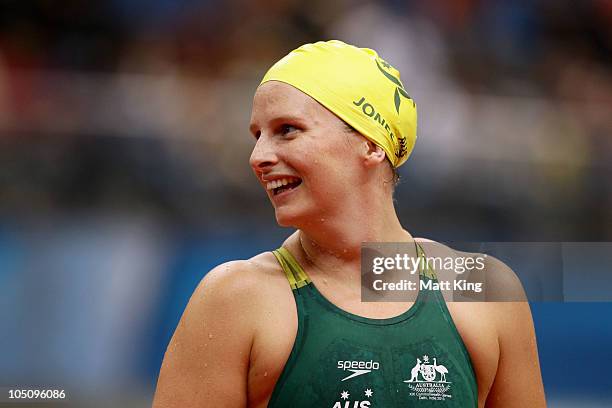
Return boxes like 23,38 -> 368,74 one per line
0,0 -> 611,406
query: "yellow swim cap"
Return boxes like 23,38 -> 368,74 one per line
260,40 -> 417,168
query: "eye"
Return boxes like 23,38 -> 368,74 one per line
279,124 -> 298,135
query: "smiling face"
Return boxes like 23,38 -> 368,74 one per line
249,81 -> 367,227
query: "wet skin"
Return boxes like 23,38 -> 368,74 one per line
153,82 -> 546,408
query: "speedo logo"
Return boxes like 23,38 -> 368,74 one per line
337,360 -> 380,381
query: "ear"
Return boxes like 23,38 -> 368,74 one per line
363,139 -> 387,168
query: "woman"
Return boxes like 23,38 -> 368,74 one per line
153,41 -> 546,407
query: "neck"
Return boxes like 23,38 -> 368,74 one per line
295,193 -> 413,273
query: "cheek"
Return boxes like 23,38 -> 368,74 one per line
311,134 -> 360,164
293,133 -> 362,188
322,141 -> 363,176
302,151 -> 361,196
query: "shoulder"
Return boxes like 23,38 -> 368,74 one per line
415,237 -> 526,302
480,252 -> 527,302
199,254 -> 278,291
189,251 -> 287,313
415,239 -> 545,404
153,252 -> 288,407
415,238 -> 534,345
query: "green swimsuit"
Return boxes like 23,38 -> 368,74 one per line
268,245 -> 478,407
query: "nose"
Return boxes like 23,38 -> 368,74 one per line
249,134 -> 278,173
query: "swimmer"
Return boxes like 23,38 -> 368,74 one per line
153,40 -> 546,407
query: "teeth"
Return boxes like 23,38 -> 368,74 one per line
266,177 -> 300,191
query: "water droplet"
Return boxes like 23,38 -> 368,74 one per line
208,333 -> 213,339
323,278 -> 328,285
204,363 -> 208,368
263,371 -> 268,377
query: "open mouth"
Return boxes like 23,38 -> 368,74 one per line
266,177 -> 302,196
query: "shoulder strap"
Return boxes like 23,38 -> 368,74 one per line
273,243 -> 433,288
416,242 -> 437,280
272,247 -> 312,290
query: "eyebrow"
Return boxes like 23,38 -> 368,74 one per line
249,115 -> 305,135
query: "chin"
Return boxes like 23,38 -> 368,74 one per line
273,205 -> 312,228
274,210 -> 299,228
